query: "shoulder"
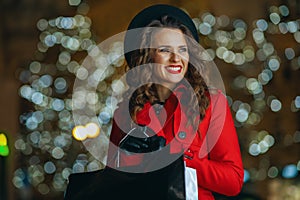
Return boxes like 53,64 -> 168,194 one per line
207,88 -> 228,107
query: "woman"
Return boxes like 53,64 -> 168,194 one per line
107,4 -> 244,199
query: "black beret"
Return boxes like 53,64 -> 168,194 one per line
124,4 -> 199,67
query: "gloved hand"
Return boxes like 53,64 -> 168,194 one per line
119,126 -> 166,153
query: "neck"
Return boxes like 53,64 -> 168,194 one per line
155,84 -> 173,102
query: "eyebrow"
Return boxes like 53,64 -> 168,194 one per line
156,45 -> 188,48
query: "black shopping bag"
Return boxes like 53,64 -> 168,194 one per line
64,155 -> 185,200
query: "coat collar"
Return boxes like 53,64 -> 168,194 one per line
135,83 -> 190,129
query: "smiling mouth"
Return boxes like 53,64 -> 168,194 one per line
165,65 -> 182,74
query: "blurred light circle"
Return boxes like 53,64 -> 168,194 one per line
80,28 -> 92,38
256,19 -> 268,31
217,15 -> 230,27
54,135 -> 67,147
37,184 -> 50,195
202,13 -> 216,26
253,29 -> 265,44
268,166 -> 279,178
44,161 -> 56,174
20,85 -> 33,99
279,5 -> 290,17
249,143 -> 260,156
98,111 -> 111,124
199,22 -> 212,35
294,31 -> 300,43
239,102 -> 251,112
247,112 -> 261,125
39,75 -> 53,88
59,51 -> 71,65
12,176 -> 24,189
54,77 -> 67,90
67,61 -> 80,73
52,99 -> 65,111
61,36 -> 71,48
268,58 -> 280,71
233,28 -> 246,40
201,49 -> 215,61
72,163 -> 85,173
74,15 -> 85,27
86,92 -> 98,105
243,170 -> 250,182
29,61 -> 41,74
106,96 -> 118,109
246,78 -> 259,91
236,108 -> 249,122
76,67 -> 89,80
263,43 -> 274,56
19,70 -> 31,83
270,99 -> 282,112
111,79 -> 125,94
32,111 -> 44,123
85,123 -> 100,138
223,50 -> 235,63
278,23 -> 288,34
232,100 -> 243,112
282,164 -> 298,179
60,17 -> 74,29
52,147 -> 64,159
270,13 -> 281,25
68,37 -> 80,51
31,92 -> 44,105
30,131 -> 41,144
233,19 -> 247,29
258,72 -> 269,85
62,168 -> 72,179
44,35 -> 56,47
243,46 -> 255,62
87,160 -> 101,172
295,96 -> 300,108
26,117 -> 38,130
233,53 -> 245,65
15,139 -> 26,150
216,47 -> 227,59
264,134 -> 275,147
69,0 -> 81,6
285,48 -> 295,60
53,32 -> 64,44
72,125 -> 87,141
287,21 -> 298,33
37,19 -> 48,31
37,42 -> 48,53
81,38 -> 93,50
256,49 -> 267,61
258,140 -> 269,153
77,3 -> 90,15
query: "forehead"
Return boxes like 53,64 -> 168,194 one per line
150,28 -> 187,46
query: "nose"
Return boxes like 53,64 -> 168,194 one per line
170,51 -> 180,62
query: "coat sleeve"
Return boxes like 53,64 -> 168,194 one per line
106,106 -> 144,168
184,91 -> 244,196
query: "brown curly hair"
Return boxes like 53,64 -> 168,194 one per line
123,15 -> 210,128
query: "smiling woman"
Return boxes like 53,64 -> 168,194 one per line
105,4 -> 244,200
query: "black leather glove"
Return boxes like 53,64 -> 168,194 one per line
119,126 -> 166,153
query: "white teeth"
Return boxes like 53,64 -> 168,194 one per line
166,67 -> 181,71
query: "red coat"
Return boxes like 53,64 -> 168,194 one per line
107,84 -> 244,199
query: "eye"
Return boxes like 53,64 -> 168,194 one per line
179,47 -> 188,53
157,48 -> 171,53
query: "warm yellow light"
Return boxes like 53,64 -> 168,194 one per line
0,133 -> 7,146
72,122 -> 100,141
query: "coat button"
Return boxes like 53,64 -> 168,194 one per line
178,131 -> 186,139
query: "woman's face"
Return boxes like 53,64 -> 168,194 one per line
150,28 -> 189,88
